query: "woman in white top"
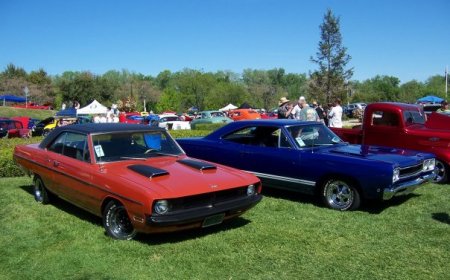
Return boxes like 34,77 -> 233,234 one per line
328,99 -> 343,128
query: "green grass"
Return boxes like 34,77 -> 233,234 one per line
0,177 -> 449,279
0,106 -> 55,119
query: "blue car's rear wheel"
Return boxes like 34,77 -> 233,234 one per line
322,179 -> 360,211
103,201 -> 137,240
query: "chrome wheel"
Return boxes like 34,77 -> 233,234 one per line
103,201 -> 136,240
323,179 -> 360,211
33,176 -> 50,204
433,160 -> 447,183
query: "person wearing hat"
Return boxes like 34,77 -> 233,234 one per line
437,100 -> 450,113
278,97 -> 293,119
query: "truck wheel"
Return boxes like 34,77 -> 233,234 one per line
433,160 -> 448,184
322,179 -> 360,211
103,201 -> 137,240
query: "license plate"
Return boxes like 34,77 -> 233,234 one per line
202,213 -> 225,228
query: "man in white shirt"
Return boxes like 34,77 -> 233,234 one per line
328,98 -> 343,128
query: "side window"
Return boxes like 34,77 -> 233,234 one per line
47,132 -> 90,162
48,132 -> 67,154
223,126 -> 278,147
372,111 -> 399,127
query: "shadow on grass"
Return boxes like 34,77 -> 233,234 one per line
432,212 -> 450,225
261,187 -> 420,214
19,184 -> 252,244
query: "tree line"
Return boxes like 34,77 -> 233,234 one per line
0,63 -> 447,112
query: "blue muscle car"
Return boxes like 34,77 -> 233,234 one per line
177,120 -> 436,211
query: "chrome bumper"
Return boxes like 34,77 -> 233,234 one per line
383,173 -> 436,200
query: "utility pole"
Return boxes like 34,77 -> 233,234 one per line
446,66 -> 448,98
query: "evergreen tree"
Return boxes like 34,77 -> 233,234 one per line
309,9 -> 353,104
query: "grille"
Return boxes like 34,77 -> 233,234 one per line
399,163 -> 423,179
169,186 -> 248,212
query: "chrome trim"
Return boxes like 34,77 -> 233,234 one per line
383,172 -> 436,200
246,171 -> 316,186
398,163 -> 423,180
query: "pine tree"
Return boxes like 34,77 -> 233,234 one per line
309,9 -> 353,104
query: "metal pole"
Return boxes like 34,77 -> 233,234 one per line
446,66 -> 448,99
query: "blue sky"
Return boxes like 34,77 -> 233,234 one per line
1,0 -> 449,83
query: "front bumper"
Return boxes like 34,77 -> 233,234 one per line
383,172 -> 436,200
146,194 -> 262,227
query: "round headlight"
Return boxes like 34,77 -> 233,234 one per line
393,168 -> 400,183
247,185 -> 256,196
154,200 -> 169,215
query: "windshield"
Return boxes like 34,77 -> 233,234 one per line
92,130 -> 183,162
286,124 -> 343,148
403,110 -> 426,125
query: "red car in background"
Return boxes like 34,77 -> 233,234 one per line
0,118 -> 31,138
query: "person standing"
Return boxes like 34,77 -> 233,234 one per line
328,99 -> 343,128
312,101 -> 325,124
295,97 -> 320,121
278,97 -> 293,119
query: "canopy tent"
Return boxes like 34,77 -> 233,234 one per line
77,100 -> 108,115
219,103 -> 238,111
1,94 -> 26,105
55,107 -> 77,117
417,95 -> 444,103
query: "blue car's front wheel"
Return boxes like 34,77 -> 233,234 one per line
322,179 -> 360,211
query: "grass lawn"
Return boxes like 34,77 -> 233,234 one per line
0,106 -> 55,120
0,177 -> 449,279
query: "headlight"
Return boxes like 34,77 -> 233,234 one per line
422,159 -> 436,171
154,200 -> 169,215
392,168 -> 400,183
247,185 -> 256,196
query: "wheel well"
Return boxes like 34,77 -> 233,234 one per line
101,197 -> 122,214
315,174 -> 364,198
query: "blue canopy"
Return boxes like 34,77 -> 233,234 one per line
417,95 -> 444,103
55,107 -> 77,117
0,94 -> 26,103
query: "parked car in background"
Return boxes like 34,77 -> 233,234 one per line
0,118 -> 31,138
177,120 -> 436,211
228,109 -> 261,121
190,111 -> 233,129
158,114 -> 191,130
344,103 -> 367,117
13,124 -> 262,240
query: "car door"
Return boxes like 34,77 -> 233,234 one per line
46,132 -> 96,211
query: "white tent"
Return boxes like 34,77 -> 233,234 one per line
219,103 -> 237,111
77,100 -> 108,115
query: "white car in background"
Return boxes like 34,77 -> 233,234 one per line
158,114 -> 191,130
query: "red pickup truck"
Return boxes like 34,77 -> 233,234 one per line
331,102 -> 450,183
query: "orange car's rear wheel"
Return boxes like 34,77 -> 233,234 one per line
33,176 -> 51,204
103,201 -> 137,240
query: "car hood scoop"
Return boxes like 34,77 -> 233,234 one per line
127,164 -> 169,178
177,158 -> 217,171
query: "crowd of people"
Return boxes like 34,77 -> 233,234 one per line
277,96 -> 343,128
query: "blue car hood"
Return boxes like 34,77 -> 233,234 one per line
325,144 -> 427,167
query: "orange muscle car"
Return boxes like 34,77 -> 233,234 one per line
14,123 -> 262,240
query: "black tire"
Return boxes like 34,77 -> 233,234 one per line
33,176 -> 50,204
322,179 -> 361,211
102,201 -> 137,240
433,159 -> 448,184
